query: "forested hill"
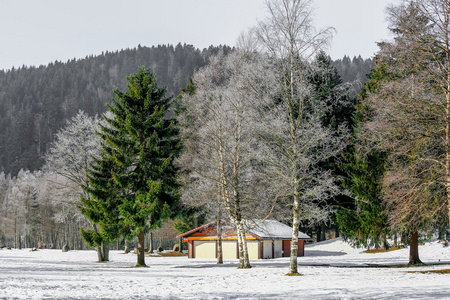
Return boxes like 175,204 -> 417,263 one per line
0,44 -> 232,176
333,55 -> 374,92
0,44 -> 372,176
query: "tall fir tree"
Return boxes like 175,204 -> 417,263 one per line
82,68 -> 182,267
336,58 -> 390,249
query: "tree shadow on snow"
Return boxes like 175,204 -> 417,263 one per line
304,250 -> 347,257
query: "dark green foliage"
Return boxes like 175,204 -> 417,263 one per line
336,59 -> 391,248
355,57 -> 392,124
81,68 -> 182,257
80,156 -> 126,247
0,44 -> 232,176
79,229 -> 104,248
337,150 -> 388,247
307,51 -> 357,131
304,52 -> 356,235
107,68 -> 181,231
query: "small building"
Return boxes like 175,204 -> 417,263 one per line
177,219 -> 311,259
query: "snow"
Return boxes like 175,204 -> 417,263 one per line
1,238 -> 450,299
246,219 -> 311,240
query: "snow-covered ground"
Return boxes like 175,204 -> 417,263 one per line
1,238 -> 450,299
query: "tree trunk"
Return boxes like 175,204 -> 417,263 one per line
438,225 -> 445,240
240,222 -> 251,268
217,218 -> 223,264
148,232 -> 153,254
136,230 -> 147,267
14,217 -> 17,249
237,222 -> 245,268
288,190 -> 300,276
409,230 -> 422,265
383,235 -> 389,251
178,236 -> 183,253
446,89 -> 450,236
316,226 -> 321,242
321,225 -> 326,241
96,242 -> 109,262
124,239 -> 130,254
236,220 -> 251,268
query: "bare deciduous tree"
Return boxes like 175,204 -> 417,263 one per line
177,51 -> 271,269
43,110 -> 107,259
246,0 -> 344,275
361,0 -> 450,264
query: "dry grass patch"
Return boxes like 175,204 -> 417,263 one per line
153,251 -> 187,257
365,246 -> 405,254
408,269 -> 450,274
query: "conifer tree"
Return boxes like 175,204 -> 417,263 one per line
336,59 -> 390,249
82,68 -> 181,267
306,51 -> 356,132
80,155 -> 124,262
353,1 -> 450,264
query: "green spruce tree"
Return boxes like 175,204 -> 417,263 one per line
82,68 -> 181,267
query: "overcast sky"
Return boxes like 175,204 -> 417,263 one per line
0,0 -> 395,71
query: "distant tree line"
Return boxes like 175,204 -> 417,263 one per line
0,44 -> 371,177
332,55 -> 374,95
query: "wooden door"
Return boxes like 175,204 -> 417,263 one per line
282,240 -> 290,257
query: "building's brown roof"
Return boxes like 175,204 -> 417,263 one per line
176,220 -> 233,238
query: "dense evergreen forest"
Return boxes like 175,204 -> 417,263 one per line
0,43 -> 372,176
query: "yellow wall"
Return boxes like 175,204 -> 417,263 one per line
194,240 -> 216,258
247,241 -> 259,260
222,241 -> 237,259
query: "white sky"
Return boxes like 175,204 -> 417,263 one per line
0,0 -> 395,71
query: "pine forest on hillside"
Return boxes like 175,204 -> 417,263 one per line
0,44 -> 372,177
0,44 -> 232,176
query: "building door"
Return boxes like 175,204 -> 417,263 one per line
282,240 -> 304,257
263,240 -> 273,259
222,241 -> 238,259
193,240 -> 216,258
246,241 -> 259,260
282,240 -> 291,257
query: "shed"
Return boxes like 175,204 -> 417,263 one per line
177,219 -> 311,259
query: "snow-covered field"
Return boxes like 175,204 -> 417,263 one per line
1,238 -> 450,299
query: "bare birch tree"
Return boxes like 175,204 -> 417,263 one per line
177,51 -> 271,268
246,0 -> 346,275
